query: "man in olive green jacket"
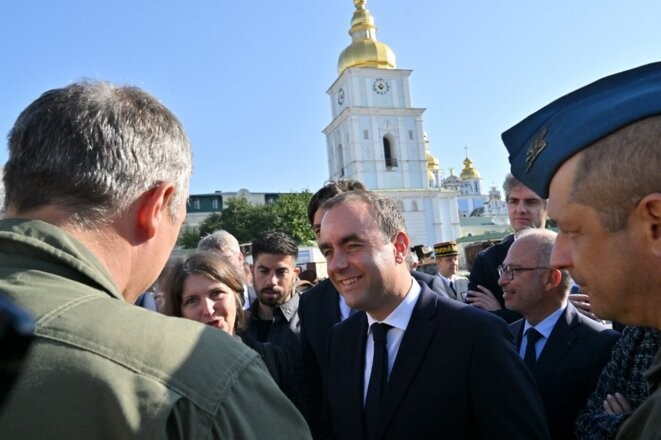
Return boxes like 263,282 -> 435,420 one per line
0,81 -> 311,439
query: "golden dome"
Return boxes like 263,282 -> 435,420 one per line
424,135 -> 439,185
426,150 -> 439,171
338,0 -> 397,74
460,156 -> 481,180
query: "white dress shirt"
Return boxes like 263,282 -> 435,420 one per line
363,277 -> 421,402
519,305 -> 566,360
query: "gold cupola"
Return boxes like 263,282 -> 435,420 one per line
460,155 -> 481,180
423,133 -> 439,184
337,0 -> 397,74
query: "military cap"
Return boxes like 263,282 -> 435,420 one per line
434,241 -> 458,258
411,244 -> 434,261
502,62 -> 661,198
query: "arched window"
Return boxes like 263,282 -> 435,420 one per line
383,137 -> 397,169
336,143 -> 345,177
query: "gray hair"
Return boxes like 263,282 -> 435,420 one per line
502,173 -> 521,199
5,81 -> 192,227
197,229 -> 241,255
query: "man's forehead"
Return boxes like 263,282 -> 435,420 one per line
508,185 -> 543,201
254,254 -> 295,266
503,244 -> 524,265
546,153 -> 581,220
321,201 -> 370,227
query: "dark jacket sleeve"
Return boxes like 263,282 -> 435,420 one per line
467,310 -> 551,439
299,296 -> 325,438
468,242 -> 522,324
241,336 -> 304,413
574,327 -> 661,439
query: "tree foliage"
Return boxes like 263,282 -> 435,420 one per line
182,191 -> 315,247
177,224 -> 201,249
271,191 -> 315,243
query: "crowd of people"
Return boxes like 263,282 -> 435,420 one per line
0,61 -> 660,439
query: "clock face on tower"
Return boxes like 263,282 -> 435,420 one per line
372,78 -> 390,95
337,88 -> 345,105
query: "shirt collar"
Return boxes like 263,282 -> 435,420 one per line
366,276 -> 421,332
436,273 -> 453,284
250,290 -> 300,322
523,304 -> 566,339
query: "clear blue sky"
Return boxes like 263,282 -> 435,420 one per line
2,1 -> 660,195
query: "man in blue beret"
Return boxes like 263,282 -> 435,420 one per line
502,62 -> 661,439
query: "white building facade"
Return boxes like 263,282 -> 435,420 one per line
323,0 -> 460,246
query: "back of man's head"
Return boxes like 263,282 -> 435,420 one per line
198,229 -> 244,272
5,81 -> 192,228
198,230 -> 241,255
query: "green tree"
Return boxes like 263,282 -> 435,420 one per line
271,191 -> 315,243
177,224 -> 201,249
193,191 -> 314,245
198,197 -> 274,244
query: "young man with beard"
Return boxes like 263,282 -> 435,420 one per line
242,231 -> 303,387
501,62 -> 661,439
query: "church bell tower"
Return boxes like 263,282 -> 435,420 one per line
323,0 -> 460,246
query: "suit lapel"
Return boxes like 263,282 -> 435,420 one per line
432,276 -> 452,299
534,304 -> 579,381
510,319 -> 525,350
347,313 -> 369,437
378,286 -> 439,436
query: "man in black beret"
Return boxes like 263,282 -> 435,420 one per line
502,62 -> 661,439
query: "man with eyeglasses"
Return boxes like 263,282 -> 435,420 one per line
467,173 -> 547,323
500,228 -> 619,440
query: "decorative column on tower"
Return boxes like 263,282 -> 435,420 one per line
323,0 -> 460,246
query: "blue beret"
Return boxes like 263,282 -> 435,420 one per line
502,62 -> 661,198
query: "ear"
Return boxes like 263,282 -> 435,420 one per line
637,194 -> 661,257
544,268 -> 562,290
136,182 -> 177,240
392,231 -> 410,264
294,266 -> 301,277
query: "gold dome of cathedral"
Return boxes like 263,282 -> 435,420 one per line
338,0 -> 397,74
460,156 -> 481,180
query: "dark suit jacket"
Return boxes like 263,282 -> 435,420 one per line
509,303 -> 620,440
298,272 -> 444,437
299,279 -> 340,437
468,234 -> 521,323
324,283 -> 550,439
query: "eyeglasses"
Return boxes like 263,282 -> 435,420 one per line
497,265 -> 548,281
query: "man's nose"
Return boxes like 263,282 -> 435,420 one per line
328,250 -> 347,274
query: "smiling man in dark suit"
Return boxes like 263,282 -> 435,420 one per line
501,228 -> 619,439
318,189 -> 550,439
298,179 -> 443,438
